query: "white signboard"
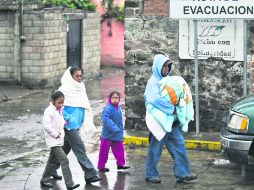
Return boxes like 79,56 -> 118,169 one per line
170,0 -> 254,19
179,19 -> 244,61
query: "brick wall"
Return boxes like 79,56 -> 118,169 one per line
0,11 -> 14,81
143,0 -> 168,16
124,0 -> 169,17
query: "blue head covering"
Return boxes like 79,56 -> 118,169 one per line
152,54 -> 170,80
144,54 -> 175,115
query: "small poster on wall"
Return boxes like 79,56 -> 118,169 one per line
179,19 -> 244,61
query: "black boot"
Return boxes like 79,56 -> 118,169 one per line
177,175 -> 197,183
117,165 -> 130,170
67,184 -> 80,190
40,181 -> 54,188
85,175 -> 102,183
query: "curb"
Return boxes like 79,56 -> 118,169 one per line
123,136 -> 221,151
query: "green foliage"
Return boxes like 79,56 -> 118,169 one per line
111,5 -> 124,22
40,0 -> 96,11
102,0 -> 124,22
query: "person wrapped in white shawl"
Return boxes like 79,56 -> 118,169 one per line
58,67 -> 98,143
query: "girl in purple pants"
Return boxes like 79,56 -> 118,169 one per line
97,91 -> 130,172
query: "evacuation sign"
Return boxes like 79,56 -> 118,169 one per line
169,0 -> 254,19
179,19 -> 244,61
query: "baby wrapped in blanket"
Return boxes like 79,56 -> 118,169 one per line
145,75 -> 194,132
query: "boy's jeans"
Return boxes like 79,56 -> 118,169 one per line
145,125 -> 190,180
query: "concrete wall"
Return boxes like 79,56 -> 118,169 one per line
124,0 -> 254,131
0,7 -> 100,87
0,11 -> 14,81
82,12 -> 101,76
21,9 -> 67,86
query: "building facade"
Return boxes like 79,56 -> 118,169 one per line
0,2 -> 100,87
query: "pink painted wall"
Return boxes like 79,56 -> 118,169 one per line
92,0 -> 124,68
100,19 -> 124,68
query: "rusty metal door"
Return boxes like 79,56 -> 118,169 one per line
67,20 -> 81,68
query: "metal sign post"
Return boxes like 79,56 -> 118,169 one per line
243,20 -> 248,97
193,20 -> 200,134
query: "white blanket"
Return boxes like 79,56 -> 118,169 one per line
145,111 -> 166,141
58,67 -> 98,143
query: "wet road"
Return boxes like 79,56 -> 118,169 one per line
2,145 -> 254,190
1,68 -> 254,189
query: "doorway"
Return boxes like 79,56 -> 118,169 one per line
67,20 -> 81,68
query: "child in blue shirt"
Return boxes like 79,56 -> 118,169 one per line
97,91 -> 130,172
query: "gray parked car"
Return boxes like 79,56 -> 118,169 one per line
220,95 -> 254,165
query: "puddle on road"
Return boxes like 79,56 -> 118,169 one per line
0,149 -> 48,180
